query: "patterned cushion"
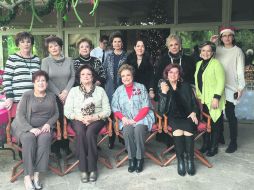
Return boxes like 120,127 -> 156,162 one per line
197,122 -> 207,132
151,124 -> 158,132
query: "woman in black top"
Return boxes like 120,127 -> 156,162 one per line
74,38 -> 106,87
158,64 -> 199,176
154,34 -> 195,92
127,39 -> 155,98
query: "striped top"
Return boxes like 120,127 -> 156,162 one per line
3,54 -> 41,102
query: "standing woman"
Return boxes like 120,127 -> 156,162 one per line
73,38 -> 106,87
111,64 -> 155,173
3,32 -> 40,117
104,31 -> 127,148
155,34 -> 195,90
211,27 -> 245,153
64,65 -> 111,182
127,39 -> 155,98
12,70 -> 59,190
195,41 -> 225,157
41,36 -> 75,158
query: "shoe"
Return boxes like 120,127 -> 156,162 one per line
81,172 -> 89,183
206,127 -> 218,157
32,180 -> 43,190
136,159 -> 144,173
89,171 -> 97,182
174,136 -> 186,176
225,142 -> 237,153
128,158 -> 136,173
24,179 -> 35,190
185,136 -> 195,176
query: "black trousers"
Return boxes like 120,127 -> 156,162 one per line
225,101 -> 238,143
71,120 -> 105,172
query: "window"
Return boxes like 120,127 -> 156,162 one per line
178,0 -> 222,23
232,0 -> 254,21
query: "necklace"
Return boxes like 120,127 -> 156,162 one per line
201,61 -> 210,71
80,56 -> 92,62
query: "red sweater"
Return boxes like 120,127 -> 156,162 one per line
114,83 -> 149,122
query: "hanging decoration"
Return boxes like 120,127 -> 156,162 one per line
0,0 -> 100,29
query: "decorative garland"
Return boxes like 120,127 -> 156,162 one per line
0,7 -> 17,26
0,0 -> 100,28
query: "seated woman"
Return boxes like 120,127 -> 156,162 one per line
158,64 -> 199,176
11,70 -> 59,190
64,65 -> 111,183
111,64 -> 155,173
195,41 -> 225,157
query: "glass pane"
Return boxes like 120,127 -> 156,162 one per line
232,0 -> 254,21
100,29 -> 170,66
68,33 -> 97,58
235,29 -> 254,90
64,3 -> 95,27
179,0 -> 222,23
2,35 -> 54,67
1,8 -> 57,29
177,30 -> 214,56
98,0 -> 173,26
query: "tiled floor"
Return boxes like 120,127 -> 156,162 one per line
0,122 -> 254,190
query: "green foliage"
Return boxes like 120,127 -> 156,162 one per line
235,30 -> 254,52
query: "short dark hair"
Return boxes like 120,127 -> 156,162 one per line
15,32 -> 34,47
76,64 -> 96,84
109,31 -> 123,44
76,38 -> 93,49
32,70 -> 49,83
199,41 -> 216,53
163,64 -> 183,81
134,38 -> 147,47
99,35 -> 109,42
44,35 -> 63,49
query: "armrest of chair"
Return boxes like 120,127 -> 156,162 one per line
163,114 -> 169,134
107,117 -> 113,137
201,112 -> 211,133
114,116 -> 120,136
63,117 -> 68,140
6,111 -> 12,145
154,111 -> 162,133
56,120 -> 62,140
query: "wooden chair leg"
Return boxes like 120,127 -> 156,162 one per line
64,160 -> 80,175
144,151 -> 162,166
160,145 -> 175,158
116,155 -> 128,168
10,160 -> 24,182
163,153 -> 177,167
98,156 -> 113,169
194,149 -> 213,168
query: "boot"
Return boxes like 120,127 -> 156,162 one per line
199,133 -> 210,153
128,158 -> 136,173
218,115 -> 225,145
185,136 -> 195,176
206,127 -> 218,157
225,140 -> 237,153
136,159 -> 144,173
174,136 -> 186,176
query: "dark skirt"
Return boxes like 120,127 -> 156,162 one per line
168,117 -> 196,133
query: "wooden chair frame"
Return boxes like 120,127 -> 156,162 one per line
6,112 -> 63,182
161,111 -> 213,168
114,111 -> 163,168
63,117 -> 113,175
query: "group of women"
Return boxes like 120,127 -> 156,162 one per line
2,27 -> 245,189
